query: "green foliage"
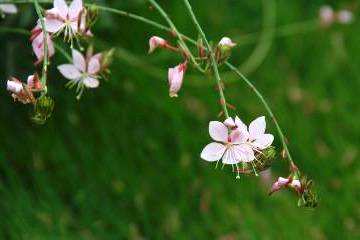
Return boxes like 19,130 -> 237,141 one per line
0,0 -> 359,239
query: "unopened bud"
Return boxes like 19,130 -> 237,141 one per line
32,96 -> 55,125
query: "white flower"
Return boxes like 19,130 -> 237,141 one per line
44,0 -> 84,40
7,79 -> 23,93
0,4 -> 18,15
58,49 -> 102,98
201,120 -> 255,165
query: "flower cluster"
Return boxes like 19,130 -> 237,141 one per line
201,116 -> 274,178
5,0 -> 113,124
319,5 -> 354,27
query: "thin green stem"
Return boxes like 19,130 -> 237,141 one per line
33,0 -> 48,94
147,0 -> 204,73
182,0 -> 229,118
225,62 -> 294,165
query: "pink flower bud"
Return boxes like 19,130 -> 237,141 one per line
148,36 -> 167,54
319,5 -> 335,26
7,80 -> 23,93
27,74 -> 42,90
337,10 -> 354,24
218,37 -> 236,48
168,62 -> 187,98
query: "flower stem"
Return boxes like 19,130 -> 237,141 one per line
147,0 -> 204,73
182,0 -> 229,119
225,62 -> 294,165
33,0 -> 48,94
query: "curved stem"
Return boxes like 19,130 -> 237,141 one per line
182,0 -> 229,118
225,62 -> 294,165
33,0 -> 48,94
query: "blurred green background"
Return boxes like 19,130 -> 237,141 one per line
0,0 -> 359,239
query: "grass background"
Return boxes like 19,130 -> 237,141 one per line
0,0 -> 359,239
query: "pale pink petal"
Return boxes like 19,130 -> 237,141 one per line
44,18 -> 64,33
222,148 -> 239,165
252,133 -> 274,150
200,142 -> 226,162
91,53 -> 102,62
290,179 -> 301,189
54,0 -> 68,19
235,116 -> 248,133
209,121 -> 228,142
168,63 -> 186,97
87,57 -> 100,74
269,177 -> 290,194
69,0 -> 83,19
233,144 -> 255,163
46,7 -> 60,16
224,117 -> 236,127
58,64 -> 82,80
249,116 -> 266,140
148,36 -> 166,54
72,49 -> 86,72
229,129 -> 249,144
7,80 -> 23,93
0,4 -> 18,14
83,77 -> 99,88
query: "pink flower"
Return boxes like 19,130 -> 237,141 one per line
7,79 -> 23,93
168,62 -> 187,97
6,77 -> 36,104
44,0 -> 84,40
201,120 -> 255,165
218,37 -> 236,48
269,177 -> 302,195
148,36 -> 167,54
337,10 -> 354,24
0,4 -> 17,14
30,24 -> 55,64
319,5 -> 335,26
58,49 -> 102,97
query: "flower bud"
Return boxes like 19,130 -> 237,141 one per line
168,62 -> 187,98
32,96 -> 55,125
148,36 -> 167,54
218,37 -> 236,49
319,5 -> 335,26
27,74 -> 42,91
337,10 -> 354,25
7,80 -> 23,93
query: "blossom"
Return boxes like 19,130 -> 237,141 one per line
44,0 -> 85,40
6,77 -> 36,104
168,62 -> 187,97
0,4 -> 18,15
319,5 -> 335,26
218,37 -> 236,48
337,10 -> 354,24
200,120 -> 255,165
58,49 -> 102,98
30,24 -> 55,64
269,177 -> 301,195
148,36 -> 167,54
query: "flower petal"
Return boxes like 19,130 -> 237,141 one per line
54,0 -> 68,19
209,121 -> 228,142
57,64 -> 82,80
83,77 -> 99,88
200,142 -> 226,162
69,0 -> 83,19
72,49 -> 86,72
224,117 -> 236,127
233,144 -> 255,163
87,57 -> 100,75
235,116 -> 248,133
44,18 -> 64,33
222,147 -> 239,165
249,116 -> 266,140
252,133 -> 274,150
